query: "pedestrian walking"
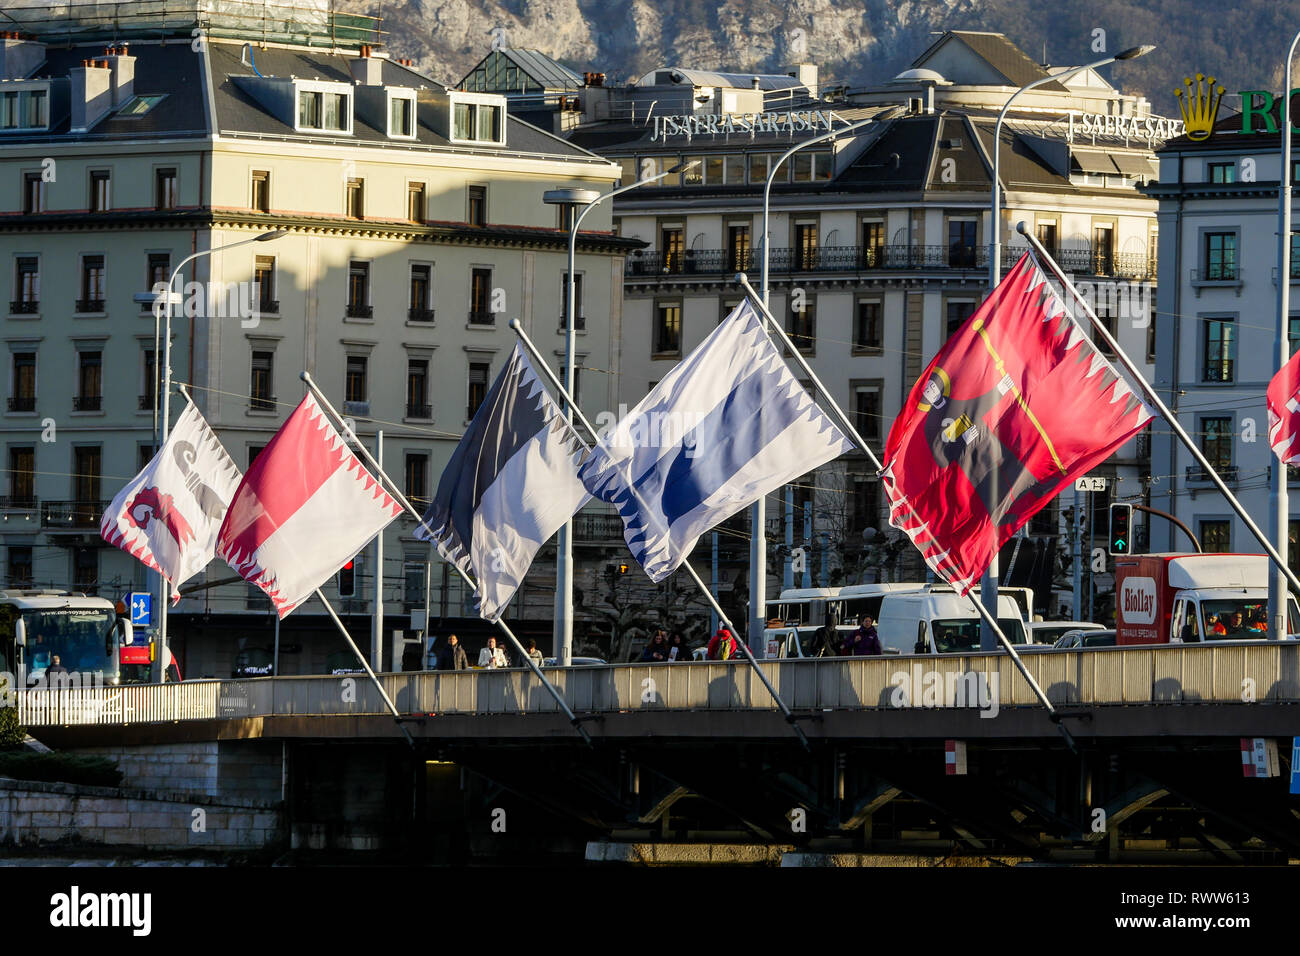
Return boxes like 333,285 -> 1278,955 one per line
438,634 -> 469,670
478,637 -> 507,668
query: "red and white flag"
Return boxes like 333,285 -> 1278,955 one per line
1267,350 -> 1300,464
881,252 -> 1154,595
216,393 -> 403,617
101,400 -> 243,602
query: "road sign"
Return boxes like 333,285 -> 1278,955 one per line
1292,738 -> 1300,795
1109,503 -> 1132,556
128,592 -> 153,628
1074,476 -> 1108,492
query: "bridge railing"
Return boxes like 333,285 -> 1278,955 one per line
14,643 -> 1300,726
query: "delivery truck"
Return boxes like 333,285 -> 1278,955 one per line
1113,553 -> 1300,645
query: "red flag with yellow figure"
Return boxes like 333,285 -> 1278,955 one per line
880,252 -> 1153,595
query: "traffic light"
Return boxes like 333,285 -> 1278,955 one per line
1109,503 -> 1133,556
337,558 -> 357,598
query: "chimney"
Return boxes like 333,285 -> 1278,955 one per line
791,63 -> 818,99
0,33 -> 45,81
70,60 -> 113,132
751,76 -> 761,90
104,45 -> 135,108
349,48 -> 384,86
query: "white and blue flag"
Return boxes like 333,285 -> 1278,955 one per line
580,300 -> 854,582
417,344 -> 589,622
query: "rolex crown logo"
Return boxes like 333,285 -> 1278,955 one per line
1175,73 -> 1224,141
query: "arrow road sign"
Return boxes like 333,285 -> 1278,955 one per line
128,592 -> 153,629
1074,476 -> 1108,492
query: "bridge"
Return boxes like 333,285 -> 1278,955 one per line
14,644 -> 1300,864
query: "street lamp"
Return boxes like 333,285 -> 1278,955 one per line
982,43 -> 1152,647
755,116 -> 874,654
133,227 -> 287,680
1271,31 -> 1300,640
543,161 -> 695,666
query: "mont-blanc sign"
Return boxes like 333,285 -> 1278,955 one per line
650,110 -> 839,141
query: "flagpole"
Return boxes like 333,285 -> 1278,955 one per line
732,272 -> 1060,722
508,319 -> 814,750
313,587 -> 413,747
298,372 -> 593,747
1016,221 -> 1300,606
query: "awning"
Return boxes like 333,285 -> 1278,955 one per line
1111,152 -> 1158,179
1071,149 -> 1119,175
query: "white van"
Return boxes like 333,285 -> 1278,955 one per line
876,586 -> 1030,655
763,583 -> 925,658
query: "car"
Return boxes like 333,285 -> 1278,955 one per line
1053,628 -> 1117,649
1027,621 -> 1106,645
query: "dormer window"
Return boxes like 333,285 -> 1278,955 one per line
449,92 -> 505,145
295,82 -> 352,133
388,91 -> 416,139
0,85 -> 49,132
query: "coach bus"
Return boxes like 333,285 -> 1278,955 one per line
0,589 -> 131,687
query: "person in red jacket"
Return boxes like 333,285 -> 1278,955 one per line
706,626 -> 738,661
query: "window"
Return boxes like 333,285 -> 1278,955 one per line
7,546 -> 32,588
137,443 -> 156,472
654,301 -> 682,355
946,299 -> 976,339
855,300 -> 882,352
73,445 -> 102,505
861,221 -> 885,268
89,170 -> 110,213
345,356 -> 368,406
254,256 -> 277,314
748,153 -> 770,184
791,152 -> 813,182
1202,317 -> 1235,383
9,447 -> 34,505
1291,232 -> 1300,279
1208,162 -> 1236,184
10,352 -> 35,412
467,185 -> 486,226
72,546 -> 98,595
155,168 -> 177,210
75,350 -> 102,411
409,264 -> 433,322
660,226 -> 683,273
117,94 -> 164,117
22,172 -> 43,214
794,222 -> 818,270
561,273 -> 585,330
1204,232 -> 1237,280
452,100 -> 503,143
140,348 -> 155,412
727,224 -> 751,273
78,256 -> 105,313
467,361 -> 490,419
407,359 -> 430,418
558,203 -> 576,233
788,295 -> 816,353
248,445 -> 265,468
250,351 -> 274,411
347,261 -> 371,318
853,384 -> 881,446
146,253 -> 169,302
1093,307 -> 1118,359
251,170 -> 270,213
1092,225 -> 1115,276
469,268 -> 493,324
1200,519 -> 1231,553
1,88 -> 47,130
13,257 -> 38,313
407,181 -> 426,222
1146,309 -> 1158,364
1035,220 -> 1058,256
948,219 -> 977,268
345,178 -> 364,219
389,94 -> 414,137
719,297 -> 742,325
298,88 -> 349,131
405,453 -> 429,504
1200,417 -> 1234,472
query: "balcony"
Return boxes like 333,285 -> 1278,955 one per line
342,399 -> 370,417
0,496 -> 39,525
43,499 -> 108,531
468,311 -> 495,326
407,307 -> 435,323
405,402 -> 432,419
7,396 -> 35,413
9,300 -> 38,315
626,243 -> 1157,283
249,393 -> 275,412
345,303 -> 373,319
72,395 -> 102,412
1186,464 -> 1238,484
138,394 -> 155,411
75,298 -> 105,313
256,299 -> 279,315
559,314 -> 587,331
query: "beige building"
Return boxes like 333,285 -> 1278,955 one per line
0,8 -> 637,675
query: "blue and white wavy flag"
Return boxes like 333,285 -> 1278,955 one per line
579,299 -> 853,583
417,344 -> 589,622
